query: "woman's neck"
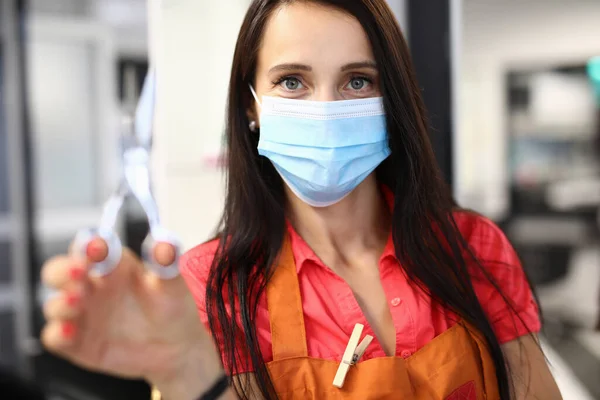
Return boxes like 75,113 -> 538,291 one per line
286,175 -> 391,272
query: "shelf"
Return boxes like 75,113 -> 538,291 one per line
512,130 -> 594,141
506,216 -> 591,246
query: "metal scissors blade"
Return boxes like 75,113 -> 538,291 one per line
124,66 -> 160,230
134,67 -> 157,149
73,64 -> 181,280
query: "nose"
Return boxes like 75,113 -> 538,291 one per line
312,86 -> 343,102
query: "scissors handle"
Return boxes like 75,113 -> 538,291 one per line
141,226 -> 182,280
72,226 -> 181,280
73,228 -> 123,276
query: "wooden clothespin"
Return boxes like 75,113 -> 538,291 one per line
333,323 -> 374,389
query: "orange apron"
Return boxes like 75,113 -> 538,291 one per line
265,239 -> 501,400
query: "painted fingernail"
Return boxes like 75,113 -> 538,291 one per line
65,292 -> 79,307
69,267 -> 85,281
86,241 -> 103,258
61,322 -> 77,339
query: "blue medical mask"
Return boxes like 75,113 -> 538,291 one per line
250,85 -> 391,207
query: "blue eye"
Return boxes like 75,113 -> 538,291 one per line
348,77 -> 370,91
282,77 -> 303,90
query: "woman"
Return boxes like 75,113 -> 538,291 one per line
40,0 -> 562,399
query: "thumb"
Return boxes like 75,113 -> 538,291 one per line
138,242 -> 189,294
154,242 -> 177,267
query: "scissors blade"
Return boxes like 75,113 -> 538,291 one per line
134,67 -> 157,149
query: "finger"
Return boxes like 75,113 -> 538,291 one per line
41,320 -> 78,354
69,237 -> 108,263
153,242 -> 177,267
43,286 -> 85,320
144,270 -> 189,296
41,255 -> 87,290
86,237 -> 109,262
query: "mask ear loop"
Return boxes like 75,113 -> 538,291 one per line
248,84 -> 262,133
249,84 -> 262,109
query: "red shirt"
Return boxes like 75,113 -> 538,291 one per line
181,202 -> 540,373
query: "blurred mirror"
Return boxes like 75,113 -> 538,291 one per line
457,1 -> 600,398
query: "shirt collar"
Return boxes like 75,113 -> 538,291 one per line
286,184 -> 397,273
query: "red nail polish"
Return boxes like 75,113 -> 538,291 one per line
61,322 -> 76,339
69,267 -> 84,281
86,241 -> 101,258
65,292 -> 79,307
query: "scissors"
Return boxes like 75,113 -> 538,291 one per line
73,67 -> 181,280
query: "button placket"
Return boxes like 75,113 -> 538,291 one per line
333,275 -> 366,336
381,267 -> 417,358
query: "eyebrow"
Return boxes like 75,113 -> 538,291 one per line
341,61 -> 378,71
268,63 -> 312,74
268,61 -> 378,74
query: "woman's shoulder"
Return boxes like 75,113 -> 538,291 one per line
452,209 -> 502,236
451,210 -> 541,340
450,209 -> 524,272
451,210 -> 512,254
179,238 -> 221,283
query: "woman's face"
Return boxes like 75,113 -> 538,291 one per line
251,2 -> 381,125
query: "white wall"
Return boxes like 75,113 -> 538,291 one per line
92,0 -> 148,57
456,0 -> 600,219
386,0 -> 408,36
152,0 -> 250,249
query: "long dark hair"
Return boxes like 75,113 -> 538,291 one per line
206,1 -> 533,398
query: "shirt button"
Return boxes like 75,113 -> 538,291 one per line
390,297 -> 401,307
401,350 -> 412,359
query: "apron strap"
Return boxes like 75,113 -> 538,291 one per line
266,236 -> 309,360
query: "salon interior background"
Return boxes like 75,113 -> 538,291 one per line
1,0 -> 599,399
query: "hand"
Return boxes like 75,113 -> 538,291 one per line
41,238 -> 224,398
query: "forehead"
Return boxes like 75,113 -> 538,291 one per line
258,2 -> 374,67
